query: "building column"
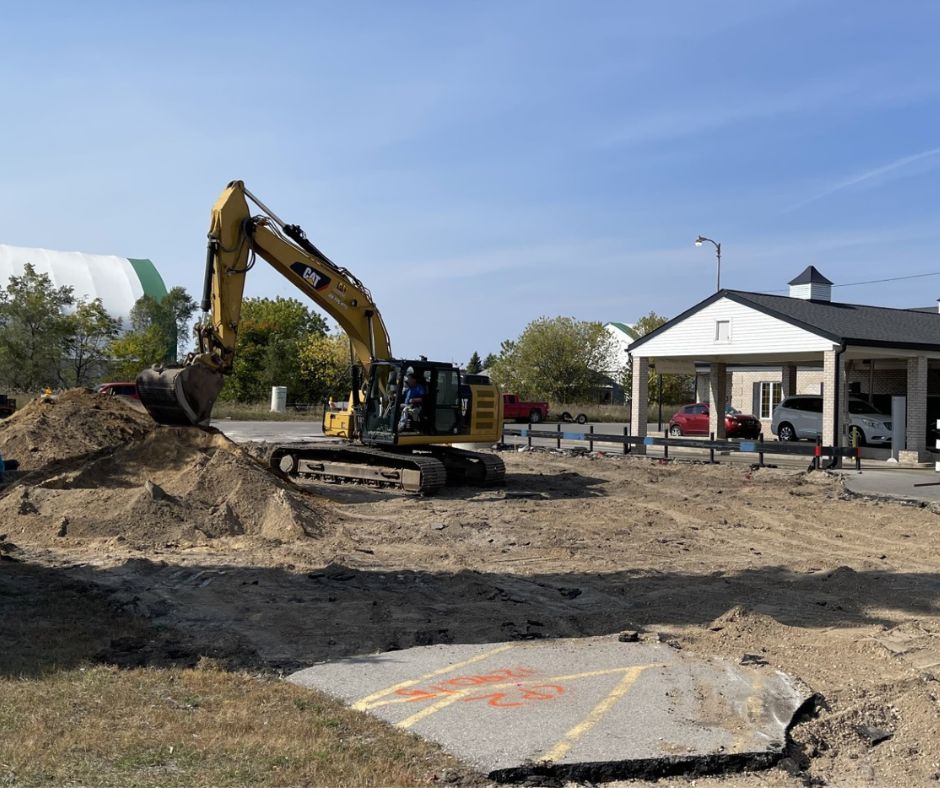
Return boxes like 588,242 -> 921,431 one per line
781,363 -> 798,398
630,356 -> 649,455
822,350 -> 847,463
903,356 -> 928,462
708,362 -> 728,438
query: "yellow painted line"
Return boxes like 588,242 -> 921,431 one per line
397,690 -> 468,729
365,662 -> 667,710
542,664 -> 651,763
351,644 -> 514,711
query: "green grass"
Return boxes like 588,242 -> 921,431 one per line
0,559 -> 480,787
551,402 -> 681,423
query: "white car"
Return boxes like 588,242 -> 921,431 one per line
771,396 -> 892,446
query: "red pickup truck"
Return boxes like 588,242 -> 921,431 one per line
502,394 -> 549,423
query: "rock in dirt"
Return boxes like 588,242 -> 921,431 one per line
0,389 -> 154,472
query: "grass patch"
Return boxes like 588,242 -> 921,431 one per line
551,402 -> 681,423
0,559 -> 479,787
0,667 -> 473,787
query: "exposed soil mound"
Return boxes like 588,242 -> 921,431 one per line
0,389 -> 154,471
1,427 -> 327,545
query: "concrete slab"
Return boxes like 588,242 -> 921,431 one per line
288,636 -> 813,782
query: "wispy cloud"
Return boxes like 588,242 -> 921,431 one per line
786,146 -> 940,211
600,75 -> 937,149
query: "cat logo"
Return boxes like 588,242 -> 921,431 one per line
290,262 -> 331,291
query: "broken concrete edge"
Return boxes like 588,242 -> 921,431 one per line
838,483 -> 940,513
484,688 -> 824,784
488,749 -> 782,784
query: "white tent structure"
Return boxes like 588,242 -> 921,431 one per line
0,244 -> 168,328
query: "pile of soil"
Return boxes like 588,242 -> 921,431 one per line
1,422 -> 327,546
0,389 -> 154,471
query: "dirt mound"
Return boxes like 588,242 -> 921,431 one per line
1,427 -> 327,545
0,389 -> 154,471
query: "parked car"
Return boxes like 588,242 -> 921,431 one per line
502,394 -> 549,423
96,382 -> 140,399
771,395 -> 892,446
668,403 -> 761,439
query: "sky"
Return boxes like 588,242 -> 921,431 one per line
2,1 -> 940,364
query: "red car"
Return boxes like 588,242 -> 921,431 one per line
668,402 -> 761,439
96,382 -> 140,399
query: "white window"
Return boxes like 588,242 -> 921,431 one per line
760,381 -> 783,419
715,320 -> 731,342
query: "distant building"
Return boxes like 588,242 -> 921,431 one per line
0,244 -> 168,329
604,321 -> 639,377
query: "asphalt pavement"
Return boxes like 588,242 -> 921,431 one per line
288,635 -> 811,782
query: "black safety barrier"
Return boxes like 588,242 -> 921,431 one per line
504,426 -> 861,471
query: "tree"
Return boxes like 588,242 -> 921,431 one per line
107,287 -> 198,380
0,263 -> 75,389
489,316 -> 616,402
126,286 -> 197,362
63,298 -> 121,386
219,297 -> 329,403
466,351 -> 482,374
482,352 -> 498,370
625,311 -> 694,405
298,332 -> 351,404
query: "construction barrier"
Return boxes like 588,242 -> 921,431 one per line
502,425 -> 861,471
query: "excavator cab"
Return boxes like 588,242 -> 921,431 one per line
362,360 -> 463,446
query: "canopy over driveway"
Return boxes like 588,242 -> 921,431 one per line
627,276 -> 940,463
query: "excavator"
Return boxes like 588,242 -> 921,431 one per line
137,180 -> 505,495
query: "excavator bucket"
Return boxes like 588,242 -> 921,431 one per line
137,364 -> 224,427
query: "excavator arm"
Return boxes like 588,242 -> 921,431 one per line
137,180 -> 391,427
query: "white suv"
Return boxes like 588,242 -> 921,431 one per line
771,396 -> 892,446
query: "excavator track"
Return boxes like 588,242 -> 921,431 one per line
269,442 -> 448,495
432,447 -> 506,486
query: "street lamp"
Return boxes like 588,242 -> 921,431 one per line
695,236 -> 721,291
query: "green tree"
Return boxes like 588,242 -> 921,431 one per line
0,263 -> 75,389
298,332 -> 351,404
63,298 -> 121,386
490,316 -> 616,402
220,297 -> 329,403
482,352 -> 498,370
466,351 -> 482,374
626,311 -> 694,405
107,287 -> 198,380
126,286 -> 197,362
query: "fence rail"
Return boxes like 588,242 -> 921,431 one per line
502,425 -> 860,470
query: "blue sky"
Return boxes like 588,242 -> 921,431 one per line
2,1 -> 940,363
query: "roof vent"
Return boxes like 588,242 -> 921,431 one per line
788,266 -> 832,302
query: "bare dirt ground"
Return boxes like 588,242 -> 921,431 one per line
3,391 -> 940,785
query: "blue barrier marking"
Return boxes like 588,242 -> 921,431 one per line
644,436 -> 654,445
740,441 -> 757,452
563,432 -> 584,440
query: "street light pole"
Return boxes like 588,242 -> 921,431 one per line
695,236 -> 721,291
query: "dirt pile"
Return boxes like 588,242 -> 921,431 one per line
0,389 -> 154,471
2,427 -> 327,546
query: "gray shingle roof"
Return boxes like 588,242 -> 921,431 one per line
730,291 -> 940,348
628,289 -> 940,352
788,265 -> 833,286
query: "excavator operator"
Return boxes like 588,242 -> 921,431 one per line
398,369 -> 426,432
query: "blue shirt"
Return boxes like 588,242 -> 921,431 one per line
403,382 -> 426,404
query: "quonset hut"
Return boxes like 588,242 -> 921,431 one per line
0,243 -> 168,329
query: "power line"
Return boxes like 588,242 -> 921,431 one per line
757,269 -> 940,294
832,270 -> 940,288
